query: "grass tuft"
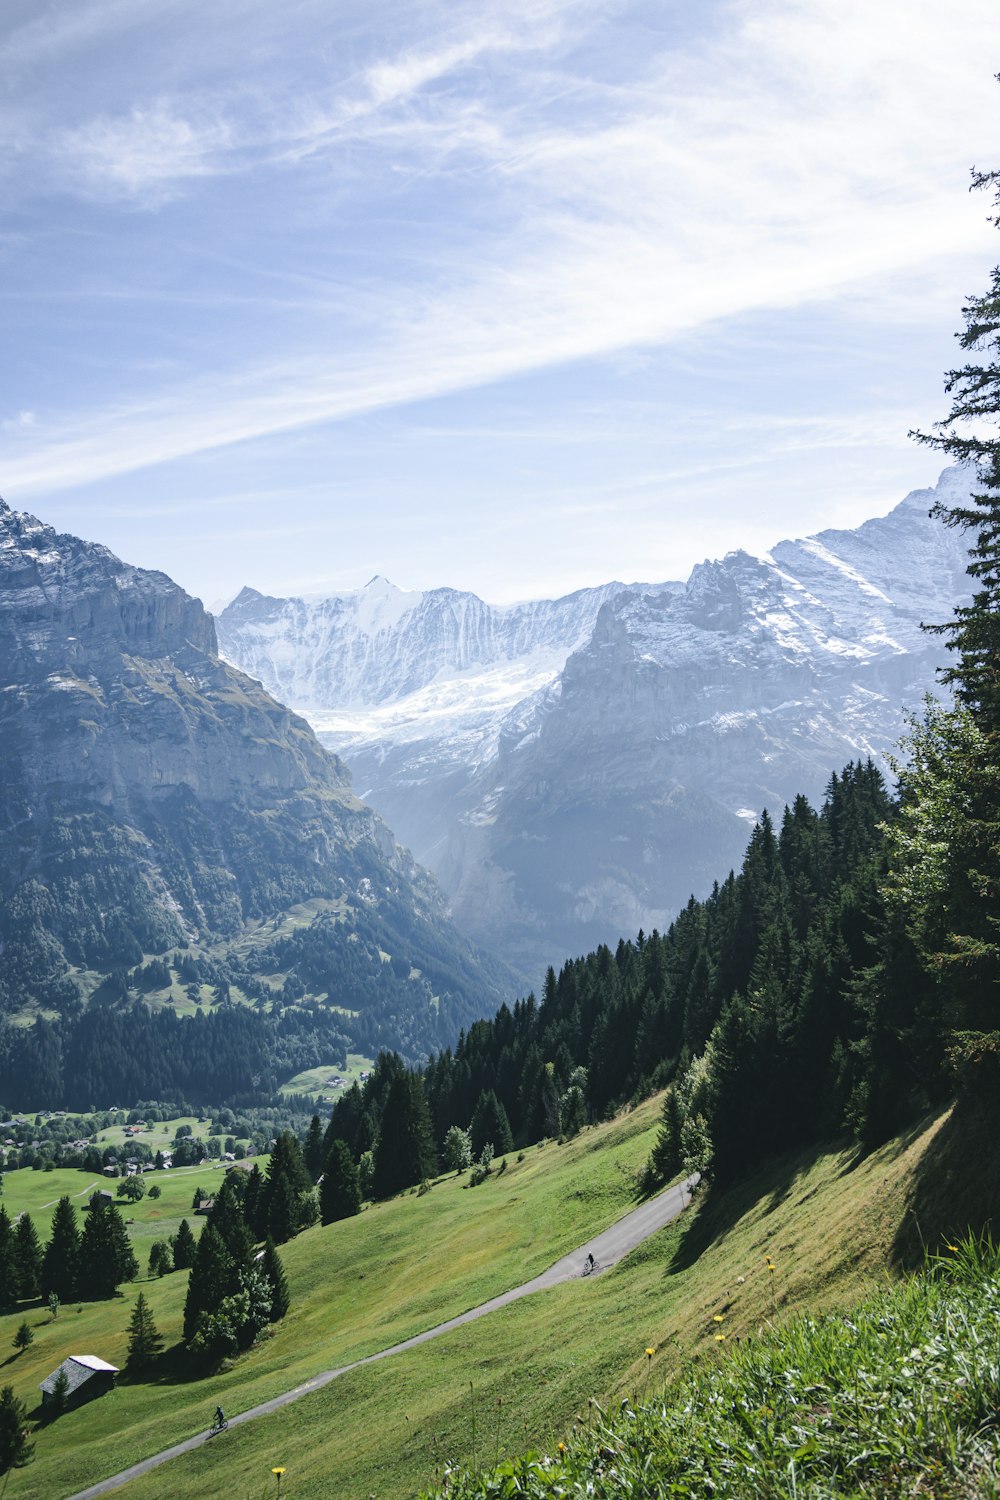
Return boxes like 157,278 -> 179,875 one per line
427,1231 -> 1000,1499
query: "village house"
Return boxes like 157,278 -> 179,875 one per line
40,1355 -> 118,1412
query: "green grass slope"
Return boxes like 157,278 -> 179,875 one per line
0,1101 -> 974,1499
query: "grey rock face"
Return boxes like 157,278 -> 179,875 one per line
217,470 -> 974,985
0,498 -> 506,1050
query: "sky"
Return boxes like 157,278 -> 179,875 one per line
1,0 -> 998,608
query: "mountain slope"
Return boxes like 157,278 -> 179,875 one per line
0,499 -> 510,1060
218,471 -> 972,981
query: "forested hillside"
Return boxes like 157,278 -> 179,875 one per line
317,160 -> 1000,1224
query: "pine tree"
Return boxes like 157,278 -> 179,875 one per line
171,1218 -> 196,1271
373,1072 -> 438,1198
319,1141 -> 362,1224
0,1384 -> 33,1473
303,1114 -> 325,1182
0,1209 -> 19,1309
208,1175 -> 254,1269
41,1196 -> 79,1303
469,1090 -> 514,1158
126,1291 -> 164,1370
14,1214 -> 42,1302
78,1197 -> 138,1299
183,1224 -> 234,1343
259,1237 -> 290,1321
12,1322 -> 32,1354
907,159 -> 1000,1026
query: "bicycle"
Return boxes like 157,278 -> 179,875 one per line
209,1418 -> 229,1437
582,1256 -> 599,1277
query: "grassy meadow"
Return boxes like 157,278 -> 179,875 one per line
0,1097 -> 960,1499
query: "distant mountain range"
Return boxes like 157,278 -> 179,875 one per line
0,498 -> 511,1062
217,468 -> 973,983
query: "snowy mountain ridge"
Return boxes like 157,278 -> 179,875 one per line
218,469 -> 974,981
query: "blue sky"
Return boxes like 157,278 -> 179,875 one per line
1,0 -> 997,606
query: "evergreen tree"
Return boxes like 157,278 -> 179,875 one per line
171,1218 -> 196,1271
41,1196 -> 79,1303
908,158 -> 1000,1025
12,1321 -> 32,1354
0,1385 -> 33,1473
14,1214 -> 42,1302
260,1131 -> 313,1243
208,1175 -> 254,1269
469,1090 -> 514,1158
303,1114 -> 325,1182
243,1163 -> 265,1239
648,1085 -> 683,1185
373,1072 -> 437,1198
78,1196 -> 138,1299
0,1209 -> 18,1309
126,1291 -> 164,1370
183,1224 -> 234,1343
319,1141 -> 362,1224
148,1241 -> 173,1278
266,1170 -> 299,1246
260,1237 -> 290,1321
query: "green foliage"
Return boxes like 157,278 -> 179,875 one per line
469,1090 -> 514,1159
12,1320 -> 32,1353
13,1206 -> 41,1302
319,1141 -> 362,1225
41,1196 -> 78,1303
260,1237 -> 290,1322
78,1195 -> 138,1299
442,1124 -> 473,1174
148,1240 -> 173,1277
126,1291 -> 164,1370
373,1071 -> 438,1199
170,1218 -> 196,1271
0,1383 -> 33,1472
117,1176 -> 146,1202
425,1235 -> 1000,1500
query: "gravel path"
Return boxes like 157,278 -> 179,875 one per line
67,1173 -> 697,1499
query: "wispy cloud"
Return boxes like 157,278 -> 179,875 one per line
2,0 -> 997,501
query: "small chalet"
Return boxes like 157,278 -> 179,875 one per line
40,1355 -> 118,1411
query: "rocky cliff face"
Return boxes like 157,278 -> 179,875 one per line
0,499 -> 508,1055
217,470 -> 974,984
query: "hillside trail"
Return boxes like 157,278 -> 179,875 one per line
68,1172 -> 697,1500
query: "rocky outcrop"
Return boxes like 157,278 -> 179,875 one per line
0,499 -> 507,1053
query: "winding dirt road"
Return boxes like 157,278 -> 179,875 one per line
68,1173 -> 697,1500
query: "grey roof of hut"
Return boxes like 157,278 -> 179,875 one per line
40,1354 -> 118,1396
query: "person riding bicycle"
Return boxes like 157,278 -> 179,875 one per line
585,1252 -> 595,1272
214,1406 -> 225,1430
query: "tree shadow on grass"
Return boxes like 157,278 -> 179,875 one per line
889,1088 -> 1000,1269
664,1140 -> 841,1277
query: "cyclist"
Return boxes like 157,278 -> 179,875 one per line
585,1252 -> 595,1273
213,1405 -> 225,1432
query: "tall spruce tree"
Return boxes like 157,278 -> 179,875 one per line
171,1218 -> 196,1271
469,1089 -> 514,1158
260,1237 -> 290,1321
126,1291 -> 164,1370
0,1385 -> 33,1474
907,163 -> 1000,1027
14,1214 -> 42,1302
78,1196 -> 138,1299
373,1072 -> 437,1198
0,1210 -> 19,1310
41,1196 -> 79,1303
183,1224 -> 234,1343
319,1140 -> 362,1224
